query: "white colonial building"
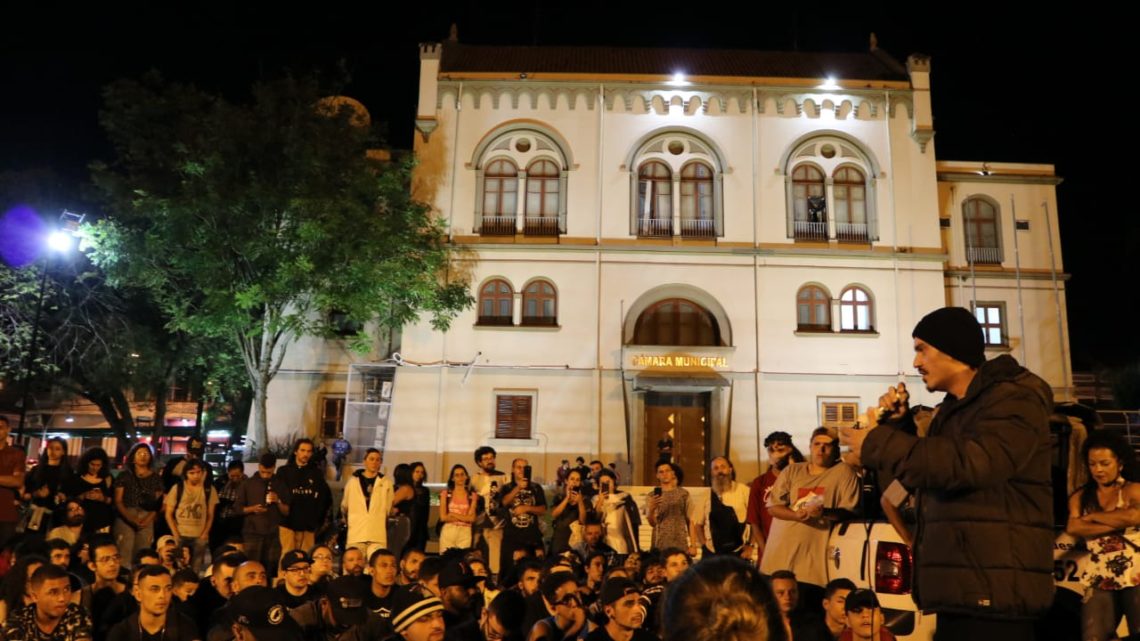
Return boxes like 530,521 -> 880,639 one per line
265,38 -> 1070,486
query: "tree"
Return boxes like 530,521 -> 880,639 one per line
87,73 -> 473,454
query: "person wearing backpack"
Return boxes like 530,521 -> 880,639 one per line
164,460 -> 218,573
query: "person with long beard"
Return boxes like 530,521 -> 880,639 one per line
692,457 -> 750,556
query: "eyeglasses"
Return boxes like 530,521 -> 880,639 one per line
285,565 -> 311,574
96,554 -> 122,564
312,554 -> 333,561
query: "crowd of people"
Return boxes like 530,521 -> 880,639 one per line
0,412 -> 899,641
0,307 -> 1130,641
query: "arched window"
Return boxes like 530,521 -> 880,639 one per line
525,159 -> 560,236
680,162 -> 715,238
629,131 -> 725,239
478,279 -> 514,326
481,160 -> 518,235
637,161 -> 672,237
521,280 -> 557,327
833,166 -> 867,242
839,286 -> 874,332
633,298 -> 721,346
783,136 -> 878,242
963,197 -> 1002,264
796,285 -> 831,332
473,126 -> 571,237
792,164 -> 827,241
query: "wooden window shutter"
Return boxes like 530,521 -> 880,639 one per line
495,395 -> 533,439
822,402 -> 859,428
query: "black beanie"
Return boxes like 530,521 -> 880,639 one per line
912,307 -> 985,368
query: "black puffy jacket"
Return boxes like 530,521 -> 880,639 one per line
863,354 -> 1054,619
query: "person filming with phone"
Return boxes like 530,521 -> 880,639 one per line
498,458 -> 546,586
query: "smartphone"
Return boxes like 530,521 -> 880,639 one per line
523,465 -> 532,481
653,487 -> 662,497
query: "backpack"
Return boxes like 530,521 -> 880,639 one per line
173,480 -> 213,509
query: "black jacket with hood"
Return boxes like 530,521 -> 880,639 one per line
862,354 -> 1054,619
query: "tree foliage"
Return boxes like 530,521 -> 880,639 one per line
87,72 -> 473,453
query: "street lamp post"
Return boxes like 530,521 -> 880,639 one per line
14,210 -> 85,444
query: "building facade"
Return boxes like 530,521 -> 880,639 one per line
265,40 -> 1070,486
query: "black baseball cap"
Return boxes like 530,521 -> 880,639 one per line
599,578 -> 642,606
280,549 -> 311,571
844,588 -> 880,612
438,559 -> 480,589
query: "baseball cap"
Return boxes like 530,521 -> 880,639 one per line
438,559 -> 480,589
844,589 -> 880,612
280,549 -> 311,571
599,577 -> 642,606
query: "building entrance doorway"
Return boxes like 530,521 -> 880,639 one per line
643,391 -> 709,486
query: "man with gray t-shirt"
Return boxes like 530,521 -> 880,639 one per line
761,426 -> 859,613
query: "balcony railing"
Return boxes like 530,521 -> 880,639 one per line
521,315 -> 558,327
480,216 -> 516,236
966,246 -> 1002,265
793,220 -> 828,241
523,216 -> 560,236
476,315 -> 514,326
836,222 -> 869,243
637,217 -> 673,238
680,218 -> 715,238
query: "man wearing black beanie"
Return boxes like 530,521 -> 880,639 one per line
841,307 -> 1053,641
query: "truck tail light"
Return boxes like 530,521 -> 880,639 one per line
875,541 -> 912,594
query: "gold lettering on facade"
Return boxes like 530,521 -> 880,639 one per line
631,354 -> 727,368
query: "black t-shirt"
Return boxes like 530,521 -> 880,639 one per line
359,475 -> 378,510
363,586 -> 397,634
275,584 -> 321,609
106,613 -> 200,641
499,482 -> 546,543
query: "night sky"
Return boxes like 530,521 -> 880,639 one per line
2,4 -> 1134,369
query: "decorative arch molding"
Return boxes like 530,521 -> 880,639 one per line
438,82 -> 601,112
602,88 -> 751,115
778,130 -> 882,177
469,120 -> 576,171
756,90 -> 908,121
622,284 -> 733,347
624,127 -> 730,175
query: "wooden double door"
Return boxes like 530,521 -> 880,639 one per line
643,391 -> 710,486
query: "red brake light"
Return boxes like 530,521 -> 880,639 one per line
875,541 -> 912,594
